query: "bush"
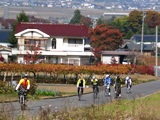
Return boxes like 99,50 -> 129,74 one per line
35,89 -> 60,96
28,78 -> 37,95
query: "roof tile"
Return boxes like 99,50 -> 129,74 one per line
15,22 -> 89,37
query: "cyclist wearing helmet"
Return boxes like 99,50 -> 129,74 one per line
104,74 -> 111,96
125,76 -> 132,90
114,75 -> 123,97
15,74 -> 30,102
77,76 -> 86,94
91,76 -> 99,92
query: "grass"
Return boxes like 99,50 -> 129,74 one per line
1,80 -> 160,119
49,92 -> 160,120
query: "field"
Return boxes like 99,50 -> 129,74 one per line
0,6 -> 109,20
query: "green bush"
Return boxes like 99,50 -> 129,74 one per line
35,89 -> 61,96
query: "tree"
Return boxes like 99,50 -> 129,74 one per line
8,11 -> 29,47
80,16 -> 92,28
69,9 -> 82,24
24,44 -> 42,64
128,10 -> 142,34
89,24 -> 123,51
0,54 -> 4,62
89,24 -> 123,63
145,10 -> 160,28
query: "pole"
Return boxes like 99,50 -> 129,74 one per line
141,11 -> 145,55
155,26 -> 158,77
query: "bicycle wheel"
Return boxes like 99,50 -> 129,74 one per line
115,84 -> 121,98
78,88 -> 82,101
20,95 -> 25,111
93,87 -> 98,99
104,87 -> 108,97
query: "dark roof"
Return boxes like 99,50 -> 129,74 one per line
101,51 -> 136,56
123,42 -> 154,51
130,35 -> 160,42
0,29 -> 12,43
15,22 -> 89,37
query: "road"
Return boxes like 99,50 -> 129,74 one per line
1,80 -> 160,119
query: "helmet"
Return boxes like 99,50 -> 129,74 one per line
24,74 -> 28,78
126,76 -> 129,80
92,76 -> 96,79
106,74 -> 109,78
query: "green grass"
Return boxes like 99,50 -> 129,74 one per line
42,92 -> 160,120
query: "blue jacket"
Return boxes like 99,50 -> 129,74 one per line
104,77 -> 111,85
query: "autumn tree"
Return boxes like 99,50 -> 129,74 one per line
145,10 -> 160,28
24,44 -> 42,64
80,16 -> 92,27
8,11 -> 29,47
89,24 -> 123,62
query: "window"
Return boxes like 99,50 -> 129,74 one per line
52,38 -> 56,49
68,39 -> 83,44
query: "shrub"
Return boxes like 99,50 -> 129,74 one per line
35,89 -> 60,96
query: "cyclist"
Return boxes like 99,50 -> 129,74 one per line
125,76 -> 132,91
114,75 -> 123,98
15,74 -> 30,103
104,74 -> 111,96
91,76 -> 99,93
77,76 -> 86,95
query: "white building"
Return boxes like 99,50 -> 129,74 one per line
13,22 -> 93,66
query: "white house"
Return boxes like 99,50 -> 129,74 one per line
13,22 -> 93,66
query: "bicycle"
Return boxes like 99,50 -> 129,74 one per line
93,85 -> 98,100
78,87 -> 83,101
104,83 -> 111,97
18,87 -> 28,111
115,83 -> 121,99
126,83 -> 132,94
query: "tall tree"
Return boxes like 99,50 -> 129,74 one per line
8,11 -> 29,47
89,24 -> 123,62
69,9 -> 82,24
89,24 -> 123,51
128,10 -> 142,34
145,10 -> 160,28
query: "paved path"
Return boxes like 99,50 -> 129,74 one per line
1,80 -> 160,118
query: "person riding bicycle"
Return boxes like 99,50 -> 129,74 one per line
77,76 -> 86,95
104,74 -> 111,96
91,76 -> 99,93
125,76 -> 132,91
15,74 -> 30,103
114,75 -> 123,97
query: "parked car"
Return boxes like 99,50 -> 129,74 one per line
122,59 -> 131,64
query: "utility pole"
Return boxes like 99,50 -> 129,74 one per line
155,26 -> 158,77
141,11 -> 145,55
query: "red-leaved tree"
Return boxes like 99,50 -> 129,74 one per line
24,44 -> 42,64
89,24 -> 123,63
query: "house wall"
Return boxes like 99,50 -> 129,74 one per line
101,56 -> 119,64
15,29 -> 92,65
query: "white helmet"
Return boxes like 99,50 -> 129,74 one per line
92,76 -> 96,79
106,74 -> 109,78
126,76 -> 129,80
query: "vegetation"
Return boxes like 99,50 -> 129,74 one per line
8,10 -> 29,47
35,89 -> 61,96
69,9 -> 92,27
89,24 -> 123,62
